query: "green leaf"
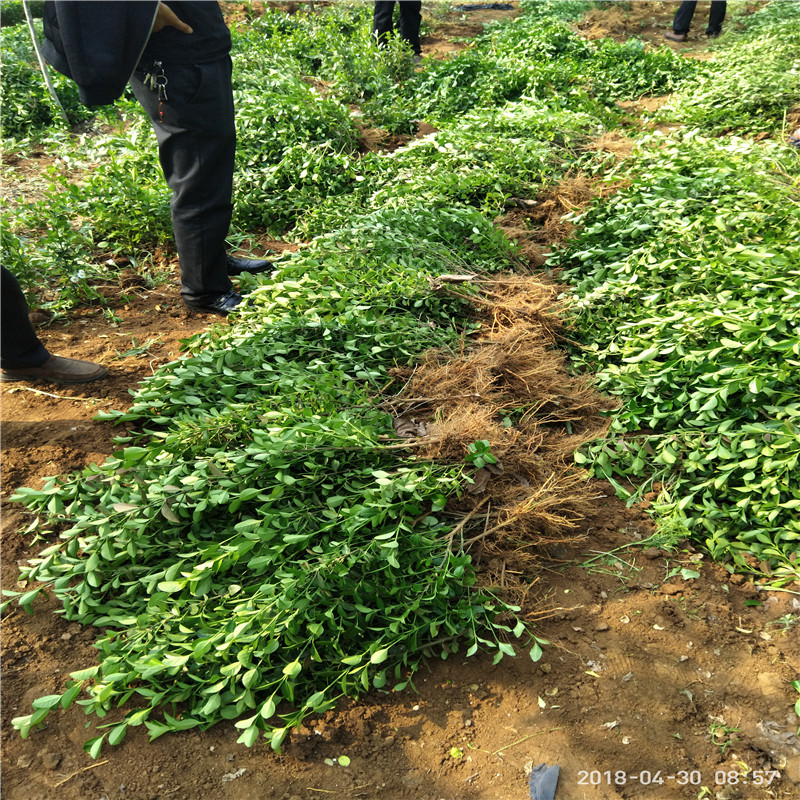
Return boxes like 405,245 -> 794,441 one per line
622,347 -> 659,363
260,696 -> 277,720
680,568 -> 701,580
270,726 -> 288,752
108,723 -> 128,746
145,720 -> 172,740
242,668 -> 259,689
305,690 -> 327,709
127,708 -> 151,726
157,581 -> 185,594
61,682 -> 83,709
234,714 -> 258,730
370,648 -> 389,665
85,735 -> 105,759
282,660 -> 302,678
18,588 -> 42,608
11,713 -> 33,733
237,725 -> 260,747
69,666 -> 99,682
31,695 -> 63,710
497,642 -> 516,657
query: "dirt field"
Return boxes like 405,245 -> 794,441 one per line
3,4 -> 799,800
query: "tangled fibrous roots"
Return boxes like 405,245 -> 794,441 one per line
590,130 -> 636,160
499,172 -> 607,247
385,274 -> 618,587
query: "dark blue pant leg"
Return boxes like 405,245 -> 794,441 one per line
398,1 -> 422,55
672,1 -> 697,35
706,1 -> 726,35
373,1 -> 421,54
373,1 -> 397,47
1,267 -> 49,369
129,58 -> 235,306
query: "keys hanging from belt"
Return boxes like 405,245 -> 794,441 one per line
143,61 -> 168,121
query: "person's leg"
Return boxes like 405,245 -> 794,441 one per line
706,1 -> 727,35
129,58 -> 236,307
397,1 -> 422,56
1,267 -> 49,369
1,267 -> 107,383
672,1 -> 697,34
373,1 -> 397,48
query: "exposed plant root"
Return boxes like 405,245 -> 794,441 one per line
497,171 -> 614,250
383,270 -> 618,585
590,130 -> 636,159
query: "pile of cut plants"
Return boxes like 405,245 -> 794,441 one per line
2,0 -> 799,763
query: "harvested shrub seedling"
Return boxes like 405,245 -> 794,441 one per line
3,0 -> 799,763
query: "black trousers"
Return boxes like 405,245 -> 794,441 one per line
373,1 -> 422,56
1,267 -> 49,369
129,57 -> 236,305
672,1 -> 727,35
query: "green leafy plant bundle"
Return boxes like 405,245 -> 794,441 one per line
663,1 -> 800,135
7,206 -> 545,755
295,97 -> 604,239
556,131 -> 800,581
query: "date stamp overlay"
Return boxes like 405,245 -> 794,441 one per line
576,768 -> 782,788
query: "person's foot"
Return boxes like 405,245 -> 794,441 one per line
706,30 -> 721,38
1,355 -> 108,384
664,31 -> 688,42
225,254 -> 273,276
183,289 -> 243,316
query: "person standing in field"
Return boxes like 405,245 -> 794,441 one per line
665,1 -> 727,42
40,1 -> 273,316
373,1 -> 423,61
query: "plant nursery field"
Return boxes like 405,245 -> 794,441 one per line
1,2 -> 799,799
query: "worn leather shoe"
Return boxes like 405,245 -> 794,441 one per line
183,289 -> 243,316
226,254 -> 273,276
1,355 -> 108,384
664,31 -> 688,42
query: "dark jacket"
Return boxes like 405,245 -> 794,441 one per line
140,1 -> 230,66
41,1 -> 158,106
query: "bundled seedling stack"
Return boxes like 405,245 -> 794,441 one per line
3,0 -> 799,755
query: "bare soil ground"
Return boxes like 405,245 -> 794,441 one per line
2,4 -> 799,800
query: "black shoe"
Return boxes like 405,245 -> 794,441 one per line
183,290 -> 243,316
225,254 -> 273,276
705,30 -> 721,38
1,355 -> 108,384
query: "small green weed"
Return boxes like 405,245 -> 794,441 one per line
113,338 -> 160,360
709,721 -> 740,756
465,440 -> 497,470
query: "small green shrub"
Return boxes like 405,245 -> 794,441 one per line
0,22 -> 92,139
0,2 -> 44,28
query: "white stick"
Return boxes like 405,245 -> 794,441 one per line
22,0 -> 70,126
